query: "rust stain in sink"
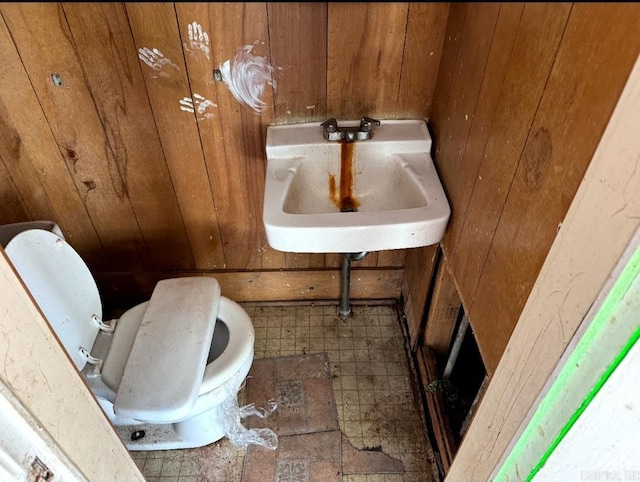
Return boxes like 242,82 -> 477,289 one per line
329,140 -> 360,213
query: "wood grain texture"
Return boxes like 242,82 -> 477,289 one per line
95,268 -> 404,312
423,259 -> 461,357
176,2 -> 284,270
1,3 -> 152,271
284,251 -> 326,269
0,14 -> 107,269
439,3 -> 525,260
418,346 -> 458,473
0,98 -> 59,230
451,4 -> 571,319
377,249 -> 406,268
402,245 -> 439,349
0,163 -> 29,224
425,2 -> 640,374
430,3 -> 467,137
267,2 -> 327,123
62,2 -> 194,270
327,2 -> 409,118
126,3 -> 225,269
448,50 -> 640,482
397,3 -> 450,120
470,2 -> 640,373
431,2 -> 501,258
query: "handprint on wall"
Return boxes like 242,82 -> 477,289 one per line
137,47 -> 180,78
138,21 -> 276,118
183,21 -> 210,60
179,93 -> 217,120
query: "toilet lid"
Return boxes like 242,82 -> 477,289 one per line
5,230 -> 102,371
114,277 -> 221,423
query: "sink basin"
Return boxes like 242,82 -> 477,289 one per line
263,119 -> 450,253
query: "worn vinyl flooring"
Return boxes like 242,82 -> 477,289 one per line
132,303 -> 439,482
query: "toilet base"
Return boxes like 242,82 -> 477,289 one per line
94,349 -> 255,451
103,394 -> 231,451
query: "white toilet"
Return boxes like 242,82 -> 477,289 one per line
0,222 -> 257,451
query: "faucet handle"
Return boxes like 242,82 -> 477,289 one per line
360,117 -> 381,132
321,118 -> 341,141
321,118 -> 338,133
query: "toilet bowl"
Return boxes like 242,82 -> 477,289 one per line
0,222 -> 257,451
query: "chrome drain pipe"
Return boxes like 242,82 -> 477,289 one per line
339,252 -> 368,320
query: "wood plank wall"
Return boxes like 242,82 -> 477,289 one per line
405,3 -> 640,374
0,3 -> 449,311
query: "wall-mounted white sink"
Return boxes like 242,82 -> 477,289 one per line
263,119 -> 450,253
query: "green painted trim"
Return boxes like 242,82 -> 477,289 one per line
494,243 -> 640,481
526,324 -> 640,481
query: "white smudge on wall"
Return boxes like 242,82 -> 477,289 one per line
138,47 -> 180,78
138,23 -> 276,116
180,93 -> 217,120
219,45 -> 277,113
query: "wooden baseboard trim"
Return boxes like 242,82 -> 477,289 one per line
95,268 -> 404,311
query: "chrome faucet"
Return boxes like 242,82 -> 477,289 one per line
320,117 -> 381,142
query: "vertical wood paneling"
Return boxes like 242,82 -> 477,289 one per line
423,260 -> 461,357
449,3 -> 571,322
172,3 -> 228,268
471,3 -> 640,372
430,3 -> 467,139
0,164 -> 29,224
283,252 -> 326,269
1,3 -> 152,271
0,15 -> 107,269
353,252 -> 379,268
176,3 -> 284,269
267,2 -> 327,269
327,3 -> 409,118
448,53 -> 640,481
240,100 -> 287,270
377,249 -> 406,268
325,253 -> 342,269
62,2 -> 193,270
439,3 -> 525,258
0,99 -> 59,228
268,2 -> 327,123
416,2 -> 640,374
403,245 -> 439,348
431,3 -> 501,262
188,2 -> 283,270
397,2 -> 450,119
325,250 -> 404,268
125,3 -> 225,269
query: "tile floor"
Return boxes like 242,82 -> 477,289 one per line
132,303 -> 439,482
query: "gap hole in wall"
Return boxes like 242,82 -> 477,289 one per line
440,309 -> 487,444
